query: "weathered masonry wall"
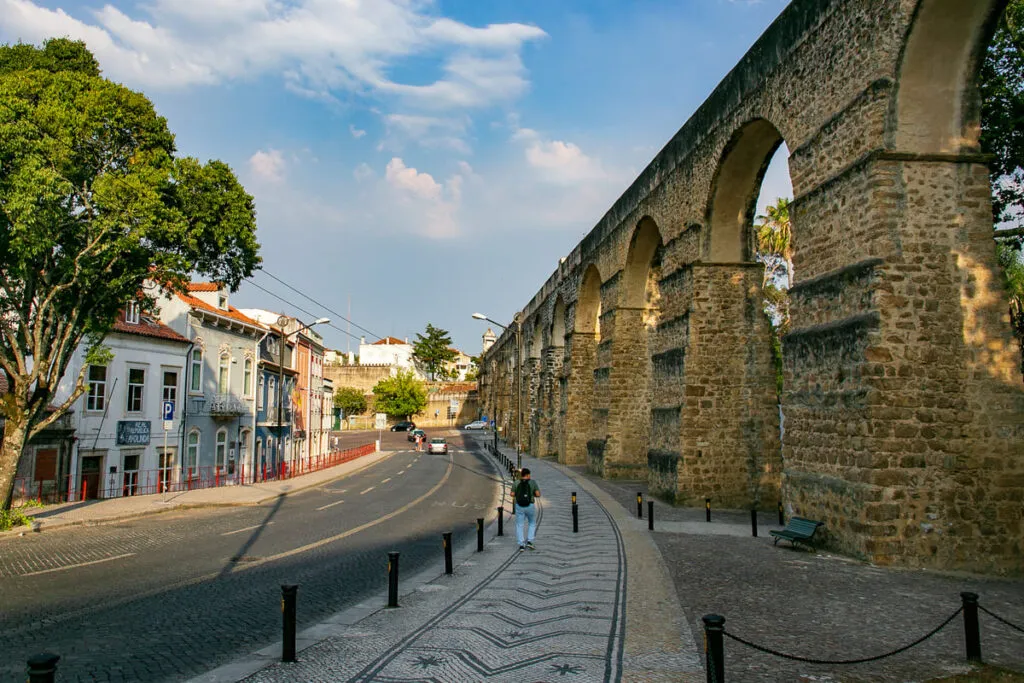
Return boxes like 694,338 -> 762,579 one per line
478,0 -> 1024,573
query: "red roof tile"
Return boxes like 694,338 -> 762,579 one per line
178,293 -> 261,328
111,308 -> 190,343
186,282 -> 221,292
373,336 -> 407,345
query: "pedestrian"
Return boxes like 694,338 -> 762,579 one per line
514,467 -> 540,551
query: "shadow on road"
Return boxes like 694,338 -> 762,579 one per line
219,493 -> 287,579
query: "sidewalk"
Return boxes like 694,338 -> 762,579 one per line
196,437 -> 701,683
1,444 -> 387,538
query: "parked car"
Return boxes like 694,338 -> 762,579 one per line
408,428 -> 426,442
462,420 -> 488,430
391,421 -> 416,432
428,438 -> 448,454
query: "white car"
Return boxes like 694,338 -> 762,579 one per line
462,420 -> 488,430
428,438 -> 448,454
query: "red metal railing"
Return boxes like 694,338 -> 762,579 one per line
11,442 -> 376,505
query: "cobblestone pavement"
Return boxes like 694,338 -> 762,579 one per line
577,469 -> 1024,682
244,454 -> 631,682
0,436 -> 501,682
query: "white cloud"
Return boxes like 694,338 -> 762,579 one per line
0,0 -> 546,110
506,117 -> 617,185
385,157 -> 443,201
249,148 -> 287,182
350,124 -> 367,139
354,162 -> 375,182
380,114 -> 471,154
383,158 -> 465,239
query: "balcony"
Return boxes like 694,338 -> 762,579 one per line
208,393 -> 247,418
261,406 -> 293,426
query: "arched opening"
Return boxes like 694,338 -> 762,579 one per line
706,118 -> 785,263
563,265 -> 602,465
608,217 -> 664,474
551,296 -> 566,347
549,295 -> 568,459
529,323 -> 543,359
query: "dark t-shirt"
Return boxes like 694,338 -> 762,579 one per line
515,479 -> 539,507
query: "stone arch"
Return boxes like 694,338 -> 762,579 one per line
529,322 -> 543,359
563,264 -> 602,465
623,217 -> 664,309
895,0 -> 1003,154
551,296 -> 567,347
705,118 -> 785,263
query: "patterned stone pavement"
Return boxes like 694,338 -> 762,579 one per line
241,451 -> 670,683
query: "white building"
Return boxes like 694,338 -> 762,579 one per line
57,303 -> 191,499
357,336 -> 427,378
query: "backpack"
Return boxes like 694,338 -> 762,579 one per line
515,480 -> 533,507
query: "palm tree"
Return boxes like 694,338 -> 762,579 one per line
755,197 -> 793,289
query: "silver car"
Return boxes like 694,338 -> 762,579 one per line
462,420 -> 487,430
428,438 -> 448,454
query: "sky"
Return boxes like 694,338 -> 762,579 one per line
0,0 -> 793,356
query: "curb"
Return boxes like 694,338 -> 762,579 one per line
0,450 -> 397,541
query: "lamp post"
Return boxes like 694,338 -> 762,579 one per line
277,316 -> 329,469
472,312 -> 522,471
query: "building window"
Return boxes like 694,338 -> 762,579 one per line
125,301 -> 140,325
218,294 -> 228,310
86,365 -> 107,412
269,376 -> 277,410
215,428 -> 228,473
186,430 -> 200,472
218,352 -> 230,394
258,375 -> 265,410
243,358 -> 253,397
162,370 -> 178,411
239,429 -> 250,469
126,367 -> 145,413
190,348 -> 202,393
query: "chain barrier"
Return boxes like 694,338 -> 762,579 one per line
979,605 -> 1024,635
722,606 -> 963,665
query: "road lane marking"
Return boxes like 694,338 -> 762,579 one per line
221,523 -> 274,536
397,470 -> 406,476
360,486 -> 376,495
23,553 -> 135,577
380,478 -> 391,484
316,499 -> 345,511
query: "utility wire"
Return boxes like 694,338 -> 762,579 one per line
244,277 -> 362,343
256,269 -> 381,340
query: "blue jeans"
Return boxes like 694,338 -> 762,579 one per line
516,503 -> 537,545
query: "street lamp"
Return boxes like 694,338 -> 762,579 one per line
472,312 -> 522,471
277,316 -> 330,469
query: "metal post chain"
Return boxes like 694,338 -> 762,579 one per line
722,606 -> 963,665
979,604 -> 1024,634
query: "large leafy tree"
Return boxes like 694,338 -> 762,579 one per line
412,323 -> 457,381
372,370 -> 427,419
755,197 -> 793,335
333,386 -> 368,417
0,39 -> 260,509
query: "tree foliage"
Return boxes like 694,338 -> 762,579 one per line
0,39 -> 261,509
333,386 -> 368,417
412,323 -> 457,381
372,370 -> 427,419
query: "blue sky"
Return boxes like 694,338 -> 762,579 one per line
1,0 -> 792,356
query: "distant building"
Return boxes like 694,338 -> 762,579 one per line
482,328 -> 496,353
357,336 -> 426,378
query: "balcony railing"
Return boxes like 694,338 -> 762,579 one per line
260,407 -> 293,426
208,393 -> 247,417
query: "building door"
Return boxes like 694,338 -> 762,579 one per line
33,448 -> 58,502
81,456 -> 102,500
158,448 -> 176,493
122,452 -> 140,496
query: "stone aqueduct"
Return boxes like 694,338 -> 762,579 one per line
478,0 -> 1024,573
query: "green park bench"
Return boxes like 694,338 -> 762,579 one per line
770,517 -> 824,549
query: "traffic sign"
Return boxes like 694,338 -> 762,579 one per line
163,420 -> 173,431
375,412 -> 387,430
162,400 -> 175,421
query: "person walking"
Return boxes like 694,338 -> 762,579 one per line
514,468 -> 540,551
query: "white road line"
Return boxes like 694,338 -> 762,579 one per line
360,486 -> 376,495
397,470 -> 406,476
221,523 -> 274,536
380,478 -> 392,484
23,553 -> 135,577
316,499 -> 345,511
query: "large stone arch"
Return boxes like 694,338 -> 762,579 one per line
602,218 -> 665,478
550,295 -> 568,459
564,265 -> 602,465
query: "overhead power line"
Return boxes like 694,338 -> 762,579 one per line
243,278 -> 362,343
257,269 -> 381,340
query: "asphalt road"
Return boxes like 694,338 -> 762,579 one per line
0,430 -> 501,682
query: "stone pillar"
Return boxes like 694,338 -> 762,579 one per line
564,332 -> 598,465
783,155 -> 1024,572
603,308 -> 654,479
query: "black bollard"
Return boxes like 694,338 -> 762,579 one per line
281,585 -> 298,663
26,653 -> 60,683
637,492 -> 643,519
443,532 -> 453,574
751,509 -> 758,537
778,500 -> 784,526
961,592 -> 982,662
571,491 -> 577,505
572,503 -> 579,533
497,506 -> 504,536
702,614 -> 725,683
477,518 -> 484,552
387,552 -> 400,608
705,497 -> 711,522
648,500 -> 654,531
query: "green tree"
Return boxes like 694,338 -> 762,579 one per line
333,386 -> 368,417
755,197 -> 793,334
0,39 -> 261,510
412,323 -> 457,381
372,370 -> 427,419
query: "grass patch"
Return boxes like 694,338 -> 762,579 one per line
927,666 -> 1024,682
